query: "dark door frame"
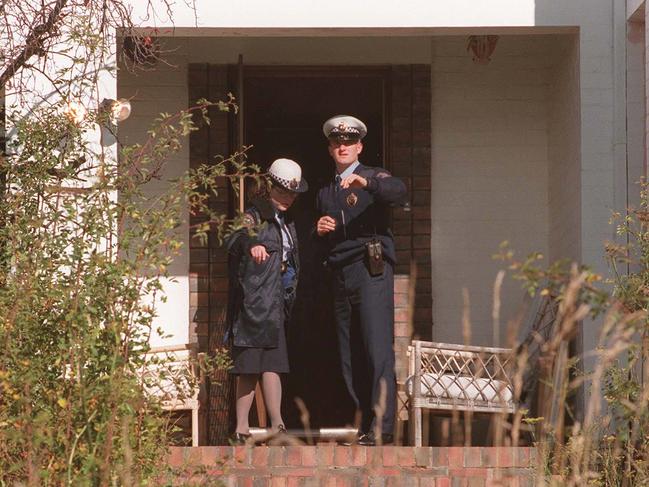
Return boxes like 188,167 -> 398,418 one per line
231,65 -> 393,430
235,65 -> 392,171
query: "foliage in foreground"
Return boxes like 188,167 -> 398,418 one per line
487,182 -> 649,486
0,95 -> 249,485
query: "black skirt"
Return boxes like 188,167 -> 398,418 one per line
229,318 -> 289,375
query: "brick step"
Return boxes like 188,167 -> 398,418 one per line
167,446 -> 536,486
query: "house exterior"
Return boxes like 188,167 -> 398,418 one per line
8,0 -> 649,443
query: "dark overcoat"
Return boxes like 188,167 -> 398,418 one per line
225,197 -> 299,348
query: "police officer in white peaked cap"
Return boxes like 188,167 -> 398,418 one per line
315,115 -> 407,446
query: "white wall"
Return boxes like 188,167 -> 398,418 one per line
548,36 -> 581,264
534,0 -> 622,274
140,36 -> 433,65
627,19 -> 645,214
431,35 -> 563,346
118,53 -> 190,347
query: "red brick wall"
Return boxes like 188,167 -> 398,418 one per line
188,64 -> 234,445
390,67 -> 432,425
389,65 -> 432,342
167,446 -> 536,486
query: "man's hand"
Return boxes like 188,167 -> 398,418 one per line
250,245 -> 269,264
317,216 -> 337,236
340,174 -> 367,190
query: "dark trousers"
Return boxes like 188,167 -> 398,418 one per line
333,259 -> 396,436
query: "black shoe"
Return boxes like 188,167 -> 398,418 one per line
357,432 -> 394,446
229,432 -> 252,446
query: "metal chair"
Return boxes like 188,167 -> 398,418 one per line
407,340 -> 515,446
142,344 -> 204,446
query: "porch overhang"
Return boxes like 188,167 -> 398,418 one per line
126,26 -> 578,38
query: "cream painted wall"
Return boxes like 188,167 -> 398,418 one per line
431,35 -> 564,347
627,20 -> 645,212
118,54 -> 190,347
548,36 -> 581,264
150,36 -> 433,65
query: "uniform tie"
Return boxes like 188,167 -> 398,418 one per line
335,174 -> 341,192
277,212 -> 293,255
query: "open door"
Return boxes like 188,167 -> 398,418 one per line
242,66 -> 388,429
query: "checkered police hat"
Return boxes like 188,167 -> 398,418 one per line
268,158 -> 308,193
323,115 -> 367,142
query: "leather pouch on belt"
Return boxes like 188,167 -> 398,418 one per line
365,239 -> 385,276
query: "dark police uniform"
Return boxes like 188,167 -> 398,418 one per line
225,198 -> 299,375
225,157 -> 307,378
316,119 -> 407,440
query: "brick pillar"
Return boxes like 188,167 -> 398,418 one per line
389,66 -> 432,341
188,63 -> 233,445
393,274 -> 411,437
389,66 -> 432,443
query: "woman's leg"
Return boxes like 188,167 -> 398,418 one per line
261,371 -> 284,430
235,374 -> 258,434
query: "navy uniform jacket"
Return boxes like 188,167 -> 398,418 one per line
316,163 -> 407,268
225,198 -> 300,348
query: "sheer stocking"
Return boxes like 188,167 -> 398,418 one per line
235,374 -> 257,434
261,372 -> 284,430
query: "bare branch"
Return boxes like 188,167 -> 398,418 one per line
0,0 -> 69,89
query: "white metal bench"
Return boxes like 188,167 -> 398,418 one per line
407,340 -> 515,446
141,344 -> 205,446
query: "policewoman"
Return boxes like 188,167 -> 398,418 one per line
315,115 -> 407,445
226,158 -> 308,444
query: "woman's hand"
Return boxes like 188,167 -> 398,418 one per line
250,245 -> 269,264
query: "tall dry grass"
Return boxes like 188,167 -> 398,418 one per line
458,250 -> 649,486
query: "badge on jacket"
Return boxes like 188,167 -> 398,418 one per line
346,192 -> 358,207
243,213 -> 256,227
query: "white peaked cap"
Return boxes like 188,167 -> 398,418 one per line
268,158 -> 309,193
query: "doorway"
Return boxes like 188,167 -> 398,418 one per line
242,67 -> 389,429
